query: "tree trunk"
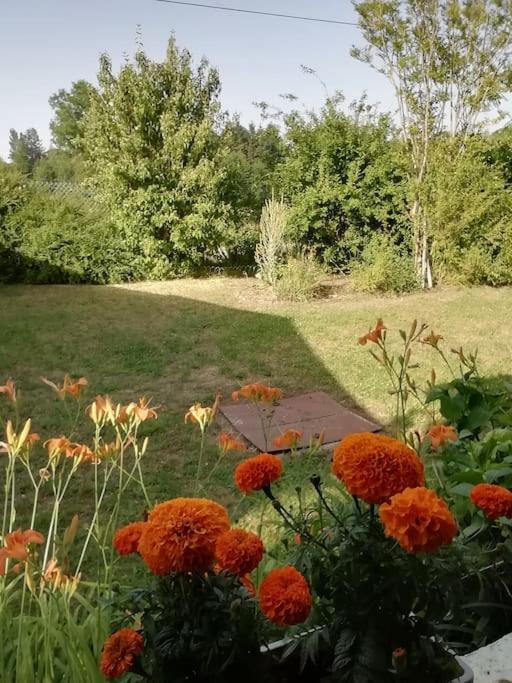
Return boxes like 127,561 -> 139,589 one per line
412,199 -> 433,289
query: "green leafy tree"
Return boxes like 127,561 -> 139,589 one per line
82,36 -> 231,277
9,128 -> 44,174
221,119 -> 285,220
353,0 -> 512,287
33,149 -> 84,183
277,95 -> 409,269
49,80 -> 93,151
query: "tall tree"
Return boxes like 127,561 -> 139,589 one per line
9,128 -> 44,174
49,80 -> 93,151
352,0 -> 512,287
82,36 -> 231,277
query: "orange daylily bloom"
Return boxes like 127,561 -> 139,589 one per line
96,440 -> 121,460
41,558 -> 80,594
231,383 -> 283,404
358,318 -> 386,346
185,394 -> 220,431
218,431 -> 246,454
71,443 -> 96,463
41,374 -> 88,399
45,436 -> 75,459
273,429 -> 303,450
125,397 -> 159,423
421,331 -> 444,348
0,528 -> 44,576
427,425 -> 458,449
87,395 -> 115,425
0,379 -> 16,403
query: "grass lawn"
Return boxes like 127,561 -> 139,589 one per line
1,277 -> 512,579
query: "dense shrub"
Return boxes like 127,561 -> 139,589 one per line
277,96 -> 410,270
1,188 -> 136,284
425,138 -> 512,286
273,251 -> 325,301
351,234 -> 418,294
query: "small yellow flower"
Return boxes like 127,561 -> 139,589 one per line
185,394 -> 220,431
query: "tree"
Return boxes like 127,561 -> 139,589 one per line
32,149 -> 84,183
9,128 -> 44,174
49,80 -> 93,151
277,94 -> 409,269
82,36 -> 231,277
352,0 -> 512,287
221,119 -> 285,221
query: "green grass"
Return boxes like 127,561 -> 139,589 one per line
1,277 -> 512,580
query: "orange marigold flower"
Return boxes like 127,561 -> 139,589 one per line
358,318 -> 386,346
427,424 -> 458,449
259,566 -> 312,626
100,628 -> 144,680
235,453 -> 283,494
0,528 -> 44,576
138,498 -> 230,575
0,379 -> 16,403
232,383 -> 283,404
379,487 -> 458,553
470,483 -> 512,520
332,433 -> 424,505
41,374 -> 88,399
273,429 -> 303,450
215,528 -> 264,575
218,431 -> 246,454
113,522 -> 147,556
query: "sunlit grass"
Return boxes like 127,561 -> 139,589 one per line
1,277 -> 512,582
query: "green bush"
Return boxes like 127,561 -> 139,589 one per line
425,138 -> 512,286
351,234 -> 418,294
277,96 -> 410,269
1,188 -> 136,284
273,251 -> 325,301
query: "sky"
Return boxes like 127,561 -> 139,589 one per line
0,0 -> 395,160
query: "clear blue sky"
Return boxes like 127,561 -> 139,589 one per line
0,0 -> 394,160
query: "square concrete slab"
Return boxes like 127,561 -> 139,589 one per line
220,391 -> 381,453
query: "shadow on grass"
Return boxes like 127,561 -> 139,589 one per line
0,279 -> 381,579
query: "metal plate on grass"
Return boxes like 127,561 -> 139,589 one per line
220,391 -> 380,453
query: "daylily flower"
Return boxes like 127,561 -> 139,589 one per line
358,318 -> 386,346
45,436 -> 75,459
41,374 -> 88,399
41,558 -> 80,595
185,394 -> 220,431
87,395 -> 115,425
231,383 -> 282,403
273,429 -> 303,450
0,379 -> 16,403
0,419 -> 35,455
125,397 -> 159,423
0,528 -> 44,576
426,424 -> 458,449
218,431 -> 246,454
421,331 -> 444,348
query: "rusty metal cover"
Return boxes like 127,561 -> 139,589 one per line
220,391 -> 380,452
